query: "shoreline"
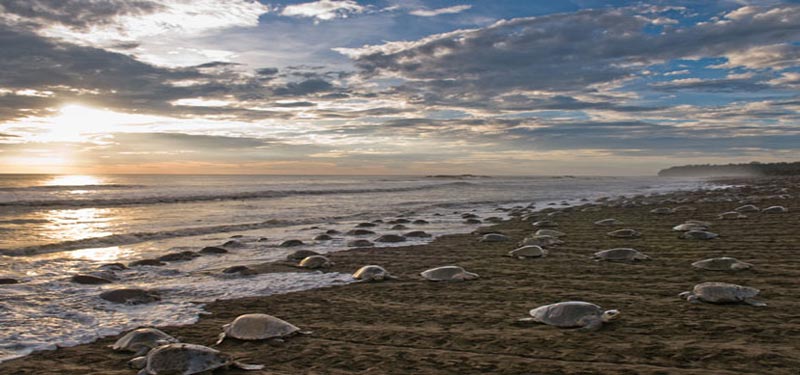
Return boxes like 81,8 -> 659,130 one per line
2,177 -> 799,374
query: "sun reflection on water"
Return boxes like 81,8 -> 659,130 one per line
42,207 -> 114,243
44,175 -> 102,187
68,246 -> 133,261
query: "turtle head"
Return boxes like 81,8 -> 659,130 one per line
601,309 -> 620,322
128,356 -> 147,370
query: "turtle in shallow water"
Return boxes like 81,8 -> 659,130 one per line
607,229 -> 641,238
215,313 -> 306,345
111,328 -> 178,356
519,301 -> 620,331
679,282 -> 765,306
279,239 -> 305,247
130,343 -> 263,375
298,255 -> 333,269
313,234 -> 333,241
680,230 -> 718,240
347,239 -> 374,247
420,266 -> 479,281
691,257 -> 753,271
593,248 -> 650,262
507,245 -> 547,259
375,234 -> 406,243
352,265 -> 397,281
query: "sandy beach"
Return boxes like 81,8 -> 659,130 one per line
2,177 -> 799,375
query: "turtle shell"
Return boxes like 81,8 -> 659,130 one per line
142,343 -> 230,375
508,246 -> 546,258
693,282 -> 759,303
594,248 -> 649,261
530,301 -> 603,327
420,266 -> 478,281
224,314 -> 300,341
691,257 -> 752,271
112,328 -> 176,353
353,265 -> 390,280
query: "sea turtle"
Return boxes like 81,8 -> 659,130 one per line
215,313 -> 306,345
100,289 -> 160,305
672,223 -> 709,231
593,248 -> 650,262
420,266 -> 479,281
347,239 -> 374,247
111,328 -> 178,356
679,282 -> 765,306
650,207 -> 673,215
199,246 -> 228,254
298,255 -> 333,269
718,211 -> 747,220
130,343 -> 263,375
412,219 -> 429,225
462,213 -> 479,219
279,239 -> 305,247
313,234 -> 333,241
673,206 -> 696,212
375,234 -> 406,243
691,257 -> 753,271
480,233 -> 510,242
355,222 -> 377,228
680,230 -> 718,240
762,205 -> 788,214
735,204 -> 759,213
581,206 -> 602,212
607,229 -> 641,238
535,229 -> 565,237
519,301 -> 620,331
507,246 -> 547,259
532,220 -> 558,228
352,265 -> 397,281
346,229 -> 375,236
594,218 -> 622,226
286,249 -> 319,262
464,218 -> 482,224
403,230 -> 432,238
519,235 -> 563,247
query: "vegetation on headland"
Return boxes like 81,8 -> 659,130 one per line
658,161 -> 800,177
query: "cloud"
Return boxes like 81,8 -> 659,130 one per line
281,0 -> 364,22
2,0 -> 270,47
409,5 -> 472,17
337,5 -> 800,105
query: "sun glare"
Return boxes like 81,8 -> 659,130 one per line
44,175 -> 103,186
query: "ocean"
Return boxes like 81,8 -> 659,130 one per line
0,174 -> 706,362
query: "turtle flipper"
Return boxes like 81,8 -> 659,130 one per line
579,317 -> 603,331
129,356 -> 147,369
233,361 -> 265,371
744,298 -> 767,307
214,332 -> 226,346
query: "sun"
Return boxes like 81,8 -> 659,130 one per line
45,104 -> 115,142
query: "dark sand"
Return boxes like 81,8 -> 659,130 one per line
2,178 -> 800,374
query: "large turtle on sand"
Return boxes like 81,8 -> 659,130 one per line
607,229 -> 641,238
286,249 -> 319,262
130,343 -> 263,375
352,265 -> 397,281
420,266 -> 479,281
298,255 -> 333,269
593,248 -> 650,262
507,246 -> 547,259
680,230 -> 718,240
691,257 -> 753,271
518,301 -> 620,331
679,282 -> 766,306
111,328 -> 178,356
216,313 -> 306,345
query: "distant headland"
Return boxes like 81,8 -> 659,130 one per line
658,161 -> 800,177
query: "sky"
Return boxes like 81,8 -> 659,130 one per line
0,0 -> 799,176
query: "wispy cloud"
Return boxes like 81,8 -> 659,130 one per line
409,5 -> 471,17
281,0 -> 365,22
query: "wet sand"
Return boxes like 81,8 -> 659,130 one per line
2,177 -> 800,374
